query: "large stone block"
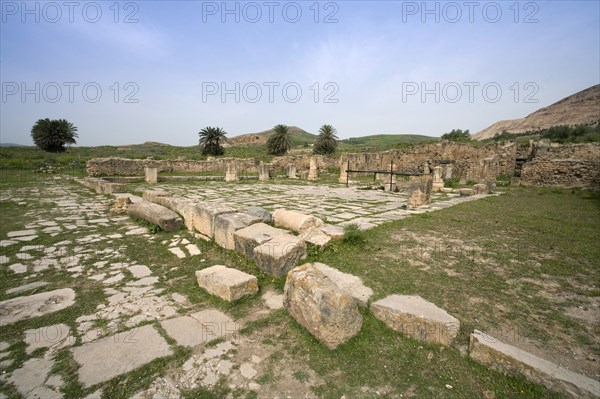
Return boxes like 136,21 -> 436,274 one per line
145,167 -> 158,184
253,234 -> 307,277
193,202 -> 237,238
313,263 -> 373,307
272,209 -> 324,233
214,213 -> 262,250
244,206 -> 272,223
233,223 -> 287,259
473,183 -> 488,194
370,294 -> 459,346
284,263 -> 363,349
407,176 -> 433,208
470,330 -> 600,399
143,191 -> 201,231
127,200 -> 183,232
195,265 -> 258,302
299,228 -> 332,248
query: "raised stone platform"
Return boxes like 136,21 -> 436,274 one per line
470,330 -> 600,399
284,263 -> 363,349
195,265 -> 258,302
370,294 -> 460,346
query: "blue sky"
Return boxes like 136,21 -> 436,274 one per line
1,0 -> 599,146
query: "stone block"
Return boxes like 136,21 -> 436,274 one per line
473,184 -> 488,194
370,294 -> 459,346
407,176 -> 433,208
145,167 -> 158,184
233,223 -> 288,259
313,263 -> 373,307
272,208 -> 324,233
299,228 -> 332,248
225,163 -> 238,182
259,163 -> 270,181
193,202 -> 237,238
244,206 -> 272,223
253,234 -> 307,277
284,263 -> 363,349
127,200 -> 183,232
319,224 -> 345,240
470,330 -> 600,399
214,213 -> 263,250
195,265 -> 258,302
459,188 -> 476,197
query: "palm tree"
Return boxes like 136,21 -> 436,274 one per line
266,124 -> 292,156
31,118 -> 78,153
313,124 -> 339,154
198,126 -> 226,156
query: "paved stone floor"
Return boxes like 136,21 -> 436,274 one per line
0,176 -> 497,398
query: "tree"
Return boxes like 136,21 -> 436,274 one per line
266,124 -> 292,155
30,118 -> 78,153
198,126 -> 226,156
441,129 -> 471,142
313,124 -> 339,154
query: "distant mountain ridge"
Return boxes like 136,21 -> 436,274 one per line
473,84 -> 600,140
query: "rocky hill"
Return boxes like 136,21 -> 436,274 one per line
473,84 -> 600,140
225,126 -> 316,147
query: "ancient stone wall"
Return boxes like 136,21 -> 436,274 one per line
521,160 -> 600,188
530,142 -> 600,161
339,142 -> 517,181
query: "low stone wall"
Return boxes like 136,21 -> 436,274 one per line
531,142 -> 600,161
521,160 -> 600,188
87,157 -> 260,177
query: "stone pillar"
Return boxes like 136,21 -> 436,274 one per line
308,157 -> 318,181
423,161 -> 431,175
338,158 -> 348,183
300,170 -> 309,180
407,176 -> 433,208
225,163 -> 238,182
445,164 -> 453,179
286,164 -> 297,179
432,166 -> 444,192
259,163 -> 270,181
145,167 -> 158,184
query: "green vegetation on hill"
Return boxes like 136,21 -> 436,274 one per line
489,122 -> 600,144
339,134 -> 438,151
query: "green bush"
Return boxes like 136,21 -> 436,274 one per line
343,223 -> 366,245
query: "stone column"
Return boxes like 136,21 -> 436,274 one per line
445,164 -> 453,179
259,163 -> 270,181
225,163 -> 238,182
286,164 -> 297,179
423,161 -> 431,175
308,157 -> 318,181
432,166 -> 444,192
145,167 -> 158,184
338,160 -> 348,183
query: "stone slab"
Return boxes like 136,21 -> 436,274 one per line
370,294 -> 459,346
24,323 -> 73,354
253,234 -> 307,277
5,281 -> 49,295
233,223 -> 288,259
299,228 -> 332,248
470,330 -> 600,399
160,309 -> 236,347
72,324 -> 172,387
0,288 -> 76,326
194,203 -> 237,238
195,265 -> 258,302
313,263 -> 373,307
214,212 -> 262,250
127,200 -> 183,232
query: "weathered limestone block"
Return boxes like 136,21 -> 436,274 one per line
485,180 -> 496,193
195,265 -> 258,302
300,170 -> 309,180
445,164 -> 453,179
470,330 -> 600,399
214,212 -> 263,250
244,206 -> 272,223
259,163 -> 270,181
127,200 -> 183,232
253,234 -> 307,277
473,184 -> 489,194
299,228 -> 332,248
225,163 -> 238,182
110,196 -> 131,214
143,191 -> 201,231
308,157 -> 318,181
194,202 -> 237,238
272,209 -> 324,233
233,222 -> 288,259
313,263 -> 373,307
407,176 -> 433,208
145,167 -> 158,184
284,263 -> 363,349
338,161 -> 348,183
459,188 -> 476,197
370,294 -> 460,346
319,224 -> 345,240
142,189 -> 172,202
82,178 -> 127,194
